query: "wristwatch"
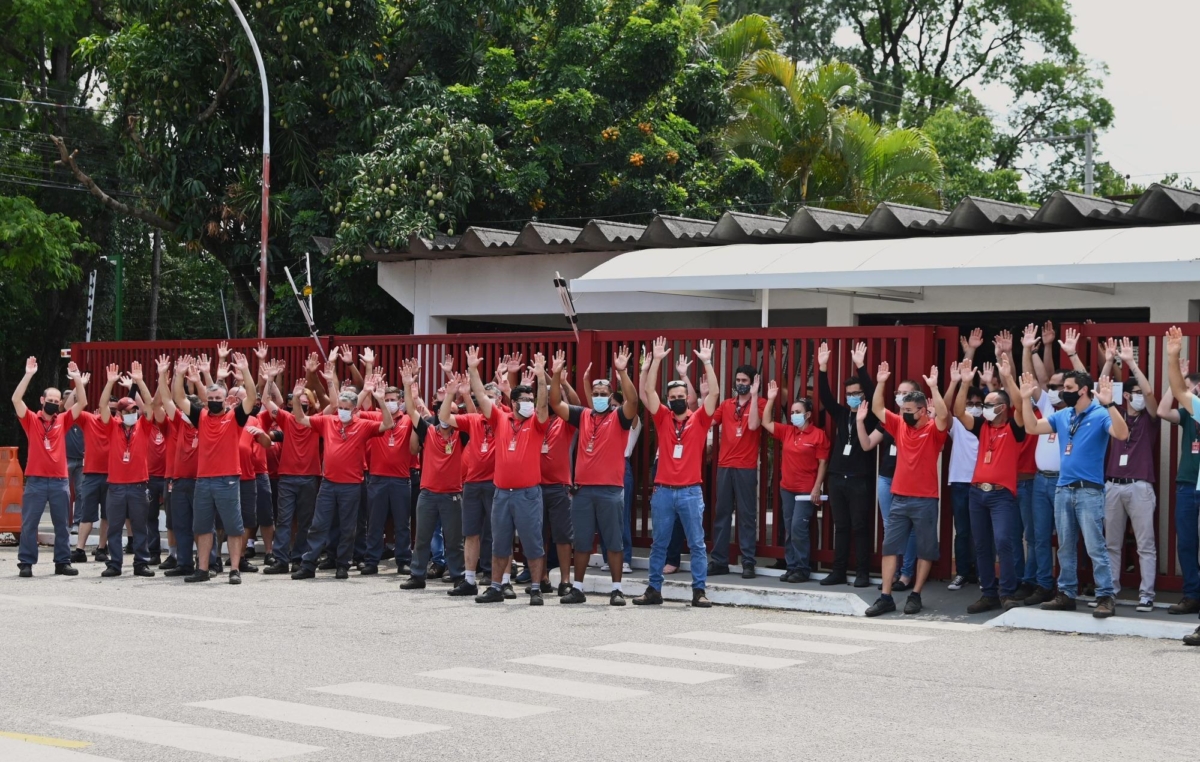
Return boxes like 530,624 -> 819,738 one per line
1103,402 -> 1117,409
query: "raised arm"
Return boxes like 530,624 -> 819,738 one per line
870,361 -> 890,422
1019,372 -> 1053,436
559,369 -> 581,407
1159,355 -> 1186,424
234,353 -> 257,414
923,365 -> 950,432
549,350 -> 571,421
365,372 -> 394,432
12,356 -> 36,418
532,353 -> 550,423
614,346 -> 638,422
1165,326 -> 1195,412
676,353 -> 698,411
578,362 -> 593,409
761,380 -> 778,435
1020,323 -> 1039,378
339,344 -> 364,391
1097,376 -> 1129,441
1119,337 -> 1158,420
1036,321 -> 1056,386
440,373 -> 466,427
816,342 -> 839,412
464,346 -> 491,422
953,361 -> 977,431
748,374 -> 762,431
68,363 -> 86,419
997,353 -> 1022,427
173,358 -> 193,417
400,359 -> 424,428
644,337 -> 669,415
290,379 -> 312,427
960,328 -> 983,365
1059,327 -> 1087,373
695,340 -> 719,416
128,361 -> 155,421
98,364 -> 119,424
856,398 -> 884,450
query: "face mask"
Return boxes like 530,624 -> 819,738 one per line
338,408 -> 353,423
790,413 -> 806,427
982,406 -> 999,422
207,400 -> 225,415
735,383 -> 751,396
1046,389 -> 1061,406
42,401 -> 59,415
846,395 -> 862,410
592,396 -> 610,413
965,405 -> 983,418
668,398 -> 688,415
895,393 -> 907,408
122,412 -> 139,427
1129,394 -> 1145,411
517,400 -> 535,418
1060,390 -> 1081,408
385,401 -> 400,414
902,411 -> 920,428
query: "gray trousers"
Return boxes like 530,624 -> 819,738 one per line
106,482 -> 150,570
713,466 -> 758,567
1104,480 -> 1158,598
147,475 -> 167,554
302,481 -> 361,570
18,476 -> 71,566
68,459 -> 83,525
412,490 -> 464,580
276,475 -> 319,563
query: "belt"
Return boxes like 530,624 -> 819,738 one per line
971,482 -> 1008,493
1107,478 -> 1142,485
1038,470 -> 1059,479
656,483 -> 702,489
1062,480 -> 1104,490
1018,473 -> 1036,481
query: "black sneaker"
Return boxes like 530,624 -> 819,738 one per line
448,580 -> 478,596
400,576 -> 426,590
264,554 -> 277,566
1040,591 -> 1077,611
478,574 -> 492,588
903,593 -> 922,615
1183,626 -> 1200,646
184,569 -> 211,583
317,556 -> 336,571
229,569 -> 241,585
742,565 -> 756,579
238,558 -> 258,573
865,596 -> 896,617
18,564 -> 32,578
819,573 -> 848,586
610,590 -> 626,606
501,582 -> 517,600
560,587 -> 587,604
530,590 -> 544,606
211,560 -> 224,574
1168,597 -> 1200,615
892,578 -> 911,592
149,553 -> 162,566
263,561 -> 289,575
101,567 -> 121,578
770,558 -> 788,570
245,545 -> 256,559
396,562 -> 412,576
1012,582 -> 1036,601
359,564 -> 379,576
70,548 -> 87,564
633,587 -> 663,605
947,575 -> 968,590
475,586 -> 505,603
556,581 -> 570,597
707,563 -> 730,576
133,565 -> 155,578
853,574 -> 872,588
291,568 -> 316,580
691,589 -> 712,608
160,556 -> 178,571
335,567 -> 349,580
55,563 -> 79,576
428,562 -> 446,580
93,548 -> 109,563
164,566 -> 192,577
966,596 -> 1001,614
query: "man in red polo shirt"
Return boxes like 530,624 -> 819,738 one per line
264,383 -> 322,574
634,336 -> 720,608
164,357 -> 202,578
361,378 -> 415,576
452,372 -> 504,596
12,356 -> 86,577
146,355 -> 173,567
709,363 -> 768,578
538,356 -> 580,597
866,361 -> 952,616
70,376 -> 118,564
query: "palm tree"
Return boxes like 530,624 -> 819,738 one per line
686,0 -> 780,76
722,52 -> 865,204
812,110 -> 944,214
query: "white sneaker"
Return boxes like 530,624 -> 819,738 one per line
1136,597 -> 1154,612
947,575 -> 966,590
1087,599 -> 1099,608
622,563 -> 633,574
600,562 -> 610,571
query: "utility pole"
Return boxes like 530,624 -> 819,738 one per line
85,269 -> 97,342
1027,127 -> 1096,196
113,252 -> 124,340
148,230 -> 162,340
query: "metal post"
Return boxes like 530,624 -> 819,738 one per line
85,269 -> 96,342
761,288 -> 770,328
1084,130 -> 1095,196
226,0 -> 271,339
113,252 -> 123,341
219,287 -> 231,340
305,250 -> 313,321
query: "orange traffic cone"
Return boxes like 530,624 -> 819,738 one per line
0,446 -> 24,535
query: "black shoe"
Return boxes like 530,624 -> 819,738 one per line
964,574 -> 979,585
70,548 -> 87,564
317,557 -> 337,571
428,563 -> 446,580
208,568 -> 218,579
133,565 -> 154,578
17,564 -> 32,578
245,545 -> 256,559
691,589 -> 712,608
101,567 -> 121,578
475,585 -> 505,603
1001,595 -> 1024,611
359,564 -> 379,576
967,596 -> 1001,614
263,561 -> 289,575
1168,597 -> 1200,615
397,563 -> 412,576
124,540 -> 133,555
478,574 -> 492,588
160,556 -> 178,570
238,558 -> 258,573
501,582 -> 517,600
530,590 -> 544,606
148,553 -> 162,566
819,573 -> 848,586
610,590 -> 626,606
633,587 -> 663,605
514,567 -> 531,584
891,578 -> 911,592
448,580 -> 478,597
770,558 -> 788,570
742,565 -> 756,579
400,576 -> 426,590
229,569 -> 241,585
560,587 -> 586,604
55,563 -> 79,576
93,548 -> 109,563
1183,626 -> 1200,646
335,567 -> 349,580
164,566 -> 192,577
290,561 -> 301,573
556,581 -> 571,597
264,554 -> 277,566
1040,591 -> 1077,611
1011,582 -> 1034,600
903,593 -> 923,615
1023,586 -> 1056,606
184,569 -> 210,583
291,568 -> 316,580
707,563 -> 730,576
211,560 -> 224,574
853,574 -> 872,588
865,596 -> 896,617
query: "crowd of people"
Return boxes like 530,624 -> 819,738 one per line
10,326 -> 1200,644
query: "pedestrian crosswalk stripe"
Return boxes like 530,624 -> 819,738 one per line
740,622 -> 934,643
420,667 -> 648,701
670,631 -> 872,655
0,736 -> 121,762
310,683 -> 557,719
510,654 -> 731,684
592,642 -> 803,669
798,614 -> 984,632
188,697 -> 448,739
0,595 -> 251,625
55,713 -> 322,761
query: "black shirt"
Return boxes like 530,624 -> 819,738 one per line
818,366 -> 877,476
876,424 -> 896,479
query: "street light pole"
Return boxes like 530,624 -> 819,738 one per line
226,0 -> 271,339
1027,127 -> 1096,196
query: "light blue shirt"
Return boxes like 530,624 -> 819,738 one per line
1048,401 -> 1112,486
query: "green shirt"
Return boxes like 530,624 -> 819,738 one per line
1176,405 -> 1200,486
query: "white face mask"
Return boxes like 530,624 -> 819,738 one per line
895,393 -> 907,408
965,405 -> 983,418
1129,393 -> 1146,411
385,401 -> 400,414
338,408 -> 353,423
122,412 -> 139,427
1046,389 -> 1061,406
982,406 -> 999,422
517,400 -> 535,418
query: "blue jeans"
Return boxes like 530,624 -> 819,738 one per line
1030,475 -> 1058,590
780,489 -> 813,575
430,515 -> 446,566
365,475 -> 411,565
648,485 -> 707,591
106,482 -> 150,571
19,476 -> 71,566
969,486 -> 1019,598
1176,484 -> 1200,599
878,476 -> 916,579
171,478 -> 196,571
1013,479 -> 1034,584
950,483 -> 976,578
1053,485 -> 1114,599
600,459 -> 635,566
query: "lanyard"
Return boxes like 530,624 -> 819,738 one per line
985,421 -> 1006,454
510,416 -> 529,449
542,418 -> 557,449
672,415 -> 689,443
587,410 -> 615,450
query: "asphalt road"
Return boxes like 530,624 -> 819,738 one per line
1,546 -> 1195,762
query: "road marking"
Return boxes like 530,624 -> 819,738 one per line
0,736 -> 120,762
741,622 -> 934,643
800,614 -> 985,632
189,697 -> 447,739
310,683 -> 556,719
0,731 -> 91,749
0,595 -> 250,625
670,631 -> 872,655
56,713 -> 320,761
420,667 -> 648,701
591,642 -> 803,669
510,654 -> 731,684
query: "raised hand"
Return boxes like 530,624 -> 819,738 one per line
359,347 -> 375,366
254,341 -> 268,361
520,368 -> 536,387
495,354 -> 510,378
856,397 -> 869,420
338,344 -> 354,364
118,373 -> 133,390
750,374 -> 761,397
766,379 -> 779,400
441,353 -> 455,376
216,363 -> 232,382
994,329 -> 1013,356
923,364 -> 939,390
292,379 -> 306,398
1102,337 -> 1117,362
1166,326 -> 1185,357
66,361 -> 80,380
24,356 -> 37,375
1021,323 -> 1039,349
699,375 -> 709,399
130,360 -> 144,382
78,372 -> 91,387
1059,327 -> 1080,356
531,352 -> 547,376
876,361 -> 891,384
509,352 -> 524,371
1019,371 -> 1039,399
216,341 -> 230,361
197,353 -> 212,373
1119,337 -> 1136,368
464,346 -> 481,371
998,353 -> 1013,379
105,363 -> 120,383
232,352 -> 251,374
817,342 -> 831,370
967,328 -> 984,352
675,353 -> 692,379
652,336 -> 669,360
694,339 -> 714,364
850,341 -> 867,368
959,361 -> 976,384
1096,375 -> 1115,406
613,345 -> 631,372
304,352 -> 319,373
980,362 -> 994,387
156,354 -> 171,374
1041,321 -> 1056,347
320,361 -> 336,383
640,346 -> 651,373
551,349 -> 567,377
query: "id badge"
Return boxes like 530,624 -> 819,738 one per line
843,444 -> 852,456
1064,442 -> 1073,456
541,443 -> 550,454
585,442 -> 594,454
388,436 -> 396,447
480,441 -> 488,453
508,440 -> 517,452
735,427 -> 744,438
984,451 -> 992,464
191,436 -> 199,449
154,433 -> 163,445
444,441 -> 454,455
1119,453 -> 1129,467
1048,433 -> 1056,443
1192,440 -> 1199,455
889,445 -> 897,457
122,451 -> 131,463
43,437 -> 51,450
672,444 -> 683,459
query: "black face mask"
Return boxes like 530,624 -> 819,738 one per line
902,412 -> 919,427
668,398 -> 689,415
1060,390 -> 1081,408
42,401 -> 59,415
734,383 -> 751,396
207,400 -> 225,415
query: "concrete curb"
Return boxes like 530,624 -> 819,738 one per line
985,607 -> 1197,640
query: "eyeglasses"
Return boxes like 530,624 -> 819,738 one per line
1046,384 -> 1062,391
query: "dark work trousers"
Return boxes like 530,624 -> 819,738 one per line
171,478 -> 196,572
147,475 -> 167,555
301,481 -> 362,571
827,473 -> 874,577
712,466 -> 758,567
106,482 -> 150,571
355,477 -> 369,562
275,475 -> 318,564
366,475 -> 412,565
411,490 -> 465,580
18,476 -> 71,566
970,485 -> 1019,599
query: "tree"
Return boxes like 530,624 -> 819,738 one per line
920,105 -> 1024,204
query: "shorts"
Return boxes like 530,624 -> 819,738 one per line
194,476 -> 244,537
492,485 -> 544,560
78,472 -> 108,524
462,480 -> 495,537
883,494 -> 940,561
542,483 -> 574,545
571,485 -> 623,554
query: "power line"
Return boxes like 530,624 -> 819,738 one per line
0,95 -> 130,114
